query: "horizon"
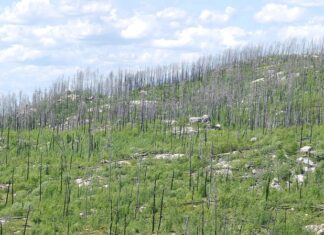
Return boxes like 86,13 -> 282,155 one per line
1,0 -> 324,95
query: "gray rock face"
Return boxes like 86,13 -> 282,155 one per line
189,114 -> 210,124
154,153 -> 185,160
172,126 -> 197,135
305,224 -> 324,235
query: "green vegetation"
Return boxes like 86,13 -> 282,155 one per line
0,123 -> 322,234
0,45 -> 323,234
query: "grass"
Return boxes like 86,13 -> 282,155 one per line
0,122 -> 322,234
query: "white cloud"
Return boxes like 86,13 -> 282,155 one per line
0,0 -> 55,23
255,4 -> 304,23
32,19 -> 104,46
280,0 -> 324,7
153,26 -> 248,49
152,38 -> 191,48
0,25 -> 27,43
308,16 -> 324,24
199,7 -> 235,23
156,7 -> 187,20
81,2 -> 113,14
0,0 -> 115,24
280,24 -> 324,40
0,45 -> 42,62
120,17 -> 151,39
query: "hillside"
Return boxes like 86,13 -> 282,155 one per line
0,45 -> 323,234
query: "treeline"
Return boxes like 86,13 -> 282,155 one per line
0,40 -> 324,133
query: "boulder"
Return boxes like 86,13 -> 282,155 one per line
189,115 -> 210,124
201,115 -> 211,123
295,174 -> 305,183
305,224 -> 324,235
271,178 -> 280,190
189,117 -> 203,123
154,153 -> 185,160
172,126 -> 197,135
297,157 -> 315,167
300,146 -> 312,153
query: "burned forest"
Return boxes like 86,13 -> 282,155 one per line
0,42 -> 323,234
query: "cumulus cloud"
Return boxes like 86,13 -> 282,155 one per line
153,26 -> 248,49
81,2 -> 113,14
280,24 -> 324,40
255,4 -> 304,23
279,0 -> 324,7
199,7 -> 235,23
0,45 -> 42,62
156,7 -> 187,20
120,17 -> 151,39
0,0 -> 56,23
32,19 -> 104,46
0,25 -> 28,43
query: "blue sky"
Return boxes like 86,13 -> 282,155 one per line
0,0 -> 324,94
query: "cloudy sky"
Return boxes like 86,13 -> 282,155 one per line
0,0 -> 324,94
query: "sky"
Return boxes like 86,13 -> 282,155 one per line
0,0 -> 324,94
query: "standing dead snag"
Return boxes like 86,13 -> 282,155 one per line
39,153 -> 43,202
170,169 -> 175,190
189,143 -> 193,190
157,188 -> 165,233
23,206 -> 31,235
152,176 -> 157,233
265,174 -> 271,202
11,169 -> 14,205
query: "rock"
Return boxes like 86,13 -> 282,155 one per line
276,71 -> 285,79
201,115 -> 210,123
117,160 -> 131,165
86,96 -> 95,101
297,157 -> 315,166
210,160 -> 233,176
189,115 -> 210,124
271,178 -> 280,190
189,117 -> 203,123
0,218 -> 7,224
172,126 -> 197,135
163,120 -> 177,125
133,152 -> 149,159
211,123 -> 222,130
318,229 -> 324,235
300,146 -> 312,153
139,205 -> 146,212
305,224 -> 324,234
215,169 -> 233,176
0,184 -> 9,190
295,174 -> 304,183
75,178 -> 91,187
215,160 -> 232,170
251,78 -> 265,84
154,154 -> 185,160
303,166 -> 316,173
100,159 -> 131,166
67,94 -> 78,101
